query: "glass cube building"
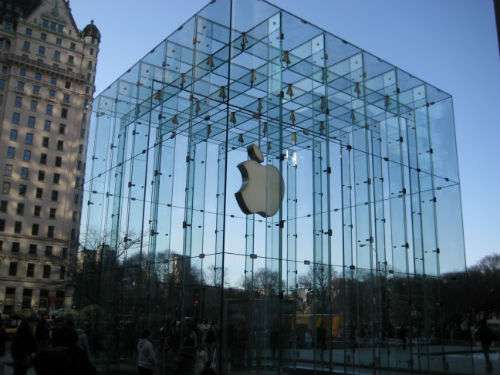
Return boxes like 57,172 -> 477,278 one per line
79,0 -> 472,373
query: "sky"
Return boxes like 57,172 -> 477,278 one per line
70,0 -> 500,267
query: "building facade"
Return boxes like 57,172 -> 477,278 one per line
0,0 -> 99,314
81,0 -> 473,373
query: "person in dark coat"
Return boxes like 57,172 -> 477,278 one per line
477,318 -> 495,373
35,316 -> 50,352
34,320 -> 96,375
11,320 -> 36,375
0,320 -> 9,375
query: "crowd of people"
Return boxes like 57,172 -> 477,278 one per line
0,315 -> 94,375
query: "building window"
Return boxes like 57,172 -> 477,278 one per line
35,72 -> 42,81
20,167 -> 29,180
51,190 -> 58,202
33,85 -> 40,95
56,37 -> 62,46
2,182 -> 11,195
47,226 -> 55,238
44,120 -> 51,131
67,56 -> 74,65
87,60 -> 93,69
9,129 -> 17,141
22,289 -> 32,309
78,144 -> 84,154
90,48 -> 94,56
16,202 -> 24,215
72,211 -> 78,222
18,184 -> 27,196
53,173 -> 60,184
45,246 -> 53,256
0,200 -> 6,213
59,124 -> 66,134
14,221 -> 22,234
12,112 -> 20,124
0,219 -> 5,231
16,81 -> 25,92
41,32 -> 47,41
61,108 -> 68,119
29,244 -> 37,255
38,170 -> 45,181
34,205 -> 41,217
23,149 -> 31,161
9,262 -> 18,276
30,100 -> 38,112
0,79 -> 5,90
22,40 -> 30,51
70,42 -> 76,50
15,96 -> 22,108
25,133 -> 33,145
55,156 -> 62,167
62,247 -> 67,259
39,290 -> 49,309
50,76 -> 57,86
28,116 -> 36,128
36,188 -> 43,199
60,266 -> 66,280
26,28 -> 32,36
20,67 -> 26,76
53,50 -> 61,61
40,153 -> 47,165
31,223 -> 39,236
38,46 -> 45,56
63,94 -> 70,104
42,137 -> 49,148
55,291 -> 65,309
57,140 -> 64,151
11,242 -> 20,253
49,88 -> 56,98
65,80 -> 71,89
49,208 -> 56,219
3,164 -> 12,177
27,263 -> 35,278
42,265 -> 50,278
46,104 -> 53,116
7,146 -> 16,159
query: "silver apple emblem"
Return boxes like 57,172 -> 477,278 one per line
235,144 -> 284,218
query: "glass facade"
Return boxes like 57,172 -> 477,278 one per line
79,1 -> 472,373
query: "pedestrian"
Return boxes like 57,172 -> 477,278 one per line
176,320 -> 198,375
477,318 -> 495,373
11,319 -> 36,375
205,323 -> 216,364
34,319 -> 96,375
137,329 -> 157,375
35,316 -> 50,352
317,322 -> 327,362
0,320 -> 8,375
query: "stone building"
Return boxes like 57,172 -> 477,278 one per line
0,0 -> 99,314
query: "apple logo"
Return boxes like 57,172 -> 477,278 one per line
235,144 -> 284,218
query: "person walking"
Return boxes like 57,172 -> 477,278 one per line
137,330 -> 157,375
34,319 -> 96,375
0,320 -> 8,375
477,318 -> 495,373
35,316 -> 50,353
11,320 -> 36,375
